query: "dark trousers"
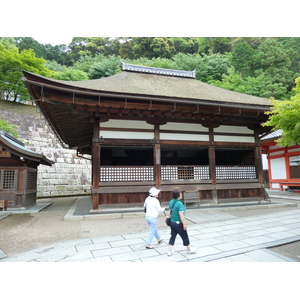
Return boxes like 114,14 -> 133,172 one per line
168,222 -> 190,246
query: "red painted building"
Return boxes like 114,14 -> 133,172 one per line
262,130 -> 300,191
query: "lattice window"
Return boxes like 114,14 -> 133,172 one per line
178,166 -> 194,179
3,170 -> 16,189
216,166 -> 256,179
161,166 -> 210,181
27,170 -> 37,190
100,166 -> 154,182
194,166 -> 210,180
161,166 -> 178,180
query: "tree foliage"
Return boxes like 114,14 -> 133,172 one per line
1,37 -> 300,102
0,43 -> 54,101
0,119 -> 19,137
52,68 -> 88,81
264,77 -> 300,146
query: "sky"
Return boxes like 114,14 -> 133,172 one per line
32,36 -> 74,46
1,3 -> 297,46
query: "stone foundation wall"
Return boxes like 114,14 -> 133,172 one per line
0,100 -> 92,197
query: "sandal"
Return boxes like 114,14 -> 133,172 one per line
158,239 -> 163,244
146,245 -> 154,249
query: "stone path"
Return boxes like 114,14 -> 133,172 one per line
2,208 -> 300,262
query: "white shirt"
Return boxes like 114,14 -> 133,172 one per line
144,196 -> 165,217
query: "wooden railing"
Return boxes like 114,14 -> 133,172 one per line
99,165 -> 256,182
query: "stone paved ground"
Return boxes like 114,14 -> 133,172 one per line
1,197 -> 300,262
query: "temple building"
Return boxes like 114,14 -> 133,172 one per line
22,62 -> 272,210
0,130 -> 54,208
262,130 -> 300,191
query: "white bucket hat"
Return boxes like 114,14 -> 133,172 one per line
149,187 -> 160,197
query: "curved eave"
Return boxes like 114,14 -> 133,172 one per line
0,135 -> 54,166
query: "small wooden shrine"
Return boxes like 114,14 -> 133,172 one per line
22,62 -> 272,210
0,130 -> 54,209
262,130 -> 300,191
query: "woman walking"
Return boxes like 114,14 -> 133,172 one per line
144,187 -> 165,249
167,188 -> 196,256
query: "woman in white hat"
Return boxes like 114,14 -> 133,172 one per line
144,187 -> 165,249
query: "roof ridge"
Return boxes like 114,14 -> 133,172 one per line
120,61 -> 196,79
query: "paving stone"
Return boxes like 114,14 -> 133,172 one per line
244,249 -> 290,262
213,240 -> 250,252
110,249 -> 160,262
75,242 -> 111,252
92,246 -> 133,258
0,249 -> 7,259
224,253 -> 257,262
241,236 -> 275,246
109,238 -> 145,247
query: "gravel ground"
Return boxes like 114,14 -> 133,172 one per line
1,197 -> 300,260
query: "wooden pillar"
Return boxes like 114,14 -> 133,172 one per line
154,124 -> 161,187
254,128 -> 264,199
208,127 -> 218,204
92,117 -> 100,210
254,128 -> 264,184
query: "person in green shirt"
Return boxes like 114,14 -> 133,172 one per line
167,188 -> 197,256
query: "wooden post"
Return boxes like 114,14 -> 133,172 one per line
154,124 -> 161,187
208,127 -> 218,204
254,128 -> 265,200
92,117 -> 100,210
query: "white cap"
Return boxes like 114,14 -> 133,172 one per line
149,187 -> 160,197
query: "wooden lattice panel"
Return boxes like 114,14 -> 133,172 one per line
100,166 -> 154,182
216,166 -> 256,179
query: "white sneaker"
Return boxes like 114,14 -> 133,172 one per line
167,249 -> 174,256
187,246 -> 197,254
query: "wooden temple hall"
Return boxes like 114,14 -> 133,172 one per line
22,62 -> 272,210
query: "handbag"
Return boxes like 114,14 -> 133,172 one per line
165,200 -> 178,226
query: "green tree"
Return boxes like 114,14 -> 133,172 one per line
131,37 -> 175,59
0,45 -> 54,101
264,77 -> 300,146
130,57 -> 172,69
15,37 -> 72,66
170,53 -> 230,82
68,37 -> 110,62
255,38 -> 297,91
172,37 -> 200,54
0,119 -> 18,137
45,60 -> 66,72
0,37 -> 17,49
231,42 -> 257,77
210,69 -> 287,99
72,55 -> 96,73
88,55 -> 121,79
52,68 -> 88,81
119,39 -> 135,59
198,37 -> 232,54
14,37 -> 45,57
276,37 -> 300,74
232,37 -> 266,49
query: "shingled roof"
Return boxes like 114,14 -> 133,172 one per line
23,62 -> 272,109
